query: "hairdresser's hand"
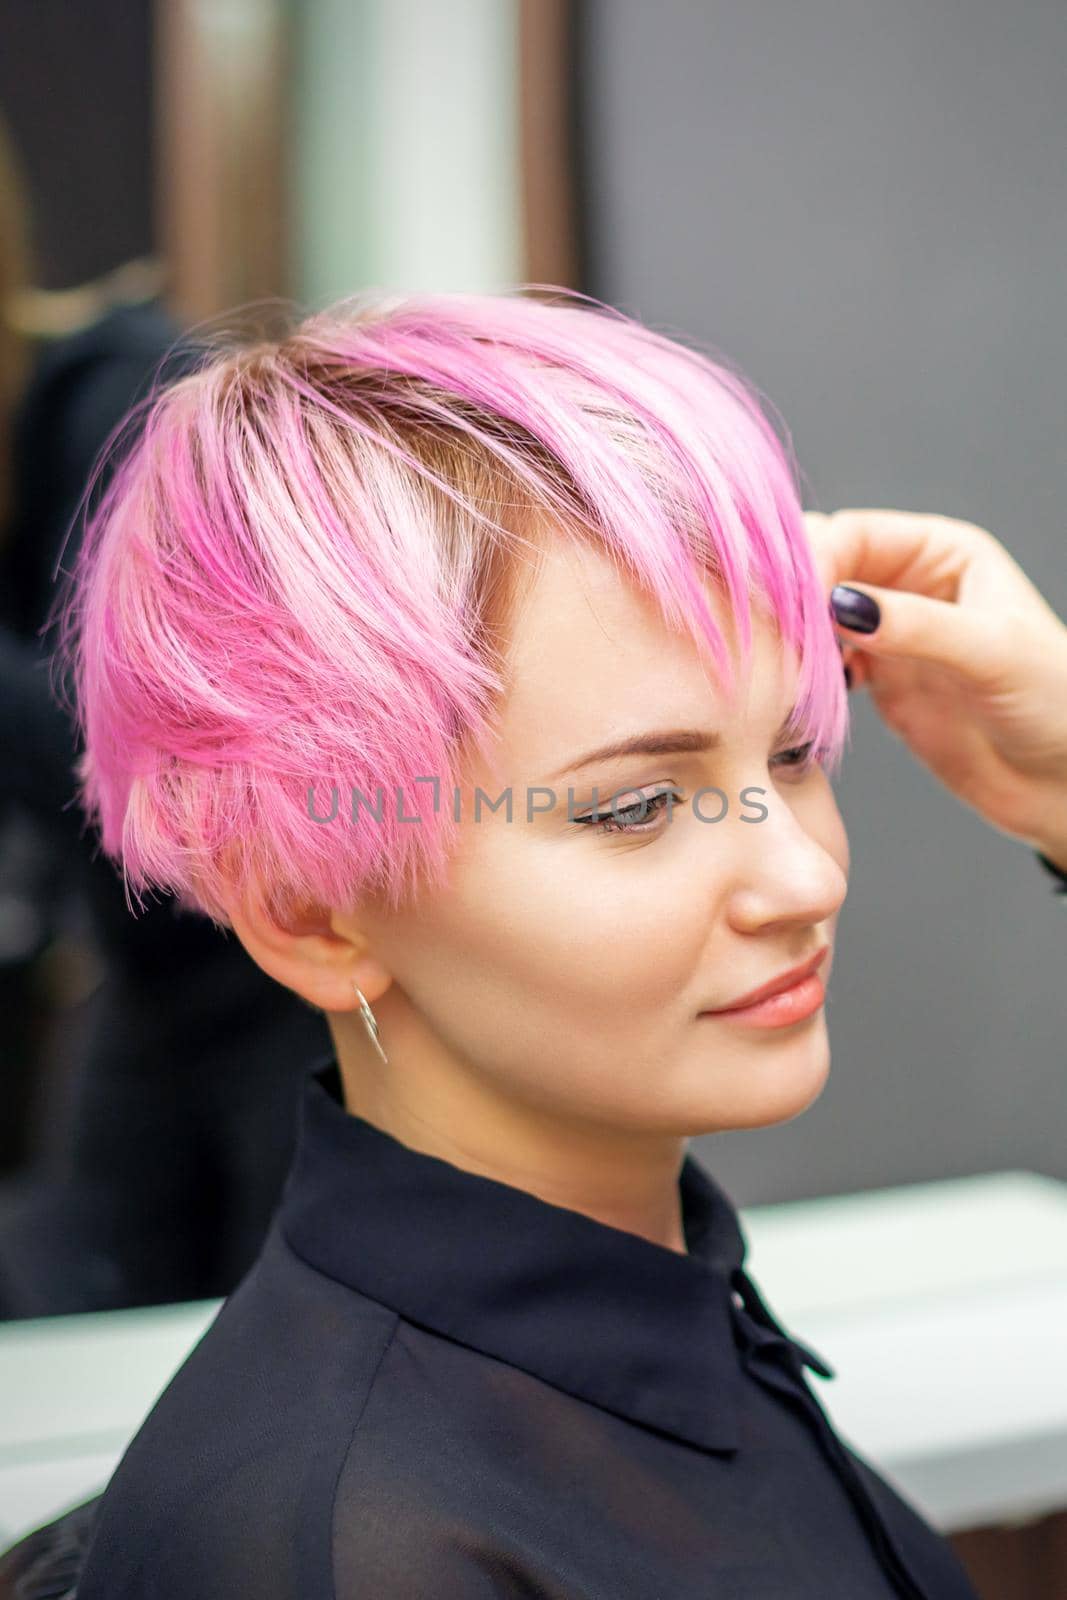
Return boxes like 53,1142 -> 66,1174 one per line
805,508 -> 1067,874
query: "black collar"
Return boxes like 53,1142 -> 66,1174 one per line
280,1055 -> 826,1454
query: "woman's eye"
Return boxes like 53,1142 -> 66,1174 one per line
771,741 -> 824,775
573,786 -> 683,836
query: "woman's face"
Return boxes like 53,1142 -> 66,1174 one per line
348,534 -> 849,1140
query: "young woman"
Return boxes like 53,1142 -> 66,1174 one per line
4,288 -> 1067,1599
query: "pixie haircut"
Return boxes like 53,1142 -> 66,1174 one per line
51,288 -> 849,933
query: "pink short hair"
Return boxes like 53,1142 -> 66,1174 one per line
50,288 -> 848,931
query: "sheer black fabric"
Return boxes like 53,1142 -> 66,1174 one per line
1,1054 -> 981,1599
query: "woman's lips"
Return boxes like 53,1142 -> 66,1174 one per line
699,948 -> 830,1030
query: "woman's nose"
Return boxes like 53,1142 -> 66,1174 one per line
719,805 -> 848,934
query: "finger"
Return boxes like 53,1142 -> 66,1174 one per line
806,508 -> 995,601
828,580 -> 1020,690
867,678 -> 995,808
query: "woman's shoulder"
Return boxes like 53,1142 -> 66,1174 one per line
14,1229 -> 400,1600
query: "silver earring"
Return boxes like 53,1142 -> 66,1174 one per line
354,984 -> 389,1065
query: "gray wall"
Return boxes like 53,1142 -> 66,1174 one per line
577,0 -> 1067,1204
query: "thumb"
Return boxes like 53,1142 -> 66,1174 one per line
829,582 -> 1015,690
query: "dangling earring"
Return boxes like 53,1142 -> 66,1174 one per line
354,984 -> 389,1066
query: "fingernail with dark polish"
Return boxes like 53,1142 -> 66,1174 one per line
830,584 -> 881,634
843,664 -> 853,689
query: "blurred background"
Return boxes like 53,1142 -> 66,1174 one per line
0,1 -> 1065,1591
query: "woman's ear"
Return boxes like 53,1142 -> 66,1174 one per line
226,891 -> 392,1015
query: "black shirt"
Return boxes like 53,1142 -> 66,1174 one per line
11,1052 -> 980,1600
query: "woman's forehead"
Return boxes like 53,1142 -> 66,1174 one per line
494,541 -> 797,758
503,536 -> 736,657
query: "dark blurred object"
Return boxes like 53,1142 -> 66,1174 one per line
0,294 -> 206,1174
1,295 -> 180,635
0,959 -> 329,1317
0,118 -> 331,1299
0,285 -> 330,1317
0,0 -> 153,292
0,812 -> 55,1172
0,325 -> 332,1311
0,103 -> 167,1165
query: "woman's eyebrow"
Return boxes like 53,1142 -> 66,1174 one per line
546,712 -> 801,782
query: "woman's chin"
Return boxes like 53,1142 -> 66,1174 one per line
687,1020 -> 832,1132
